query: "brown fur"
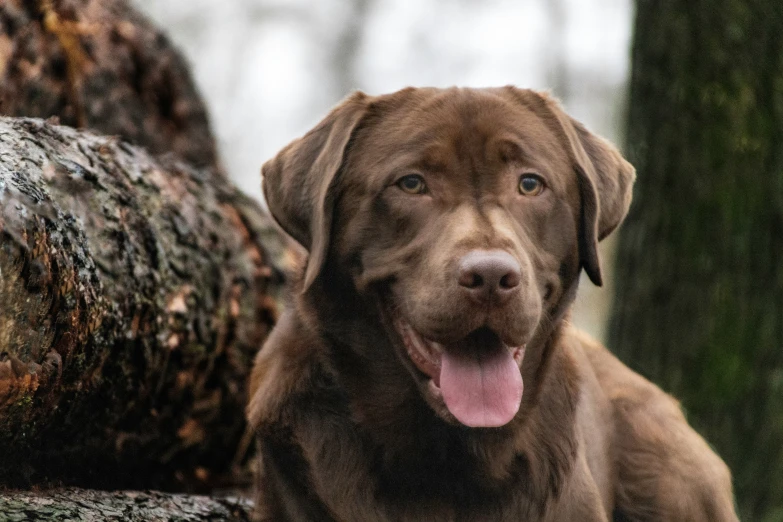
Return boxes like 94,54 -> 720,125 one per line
248,87 -> 738,521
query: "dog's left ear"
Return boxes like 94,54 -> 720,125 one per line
503,88 -> 635,287
563,114 -> 635,287
262,91 -> 370,291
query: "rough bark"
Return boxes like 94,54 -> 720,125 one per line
609,1 -> 783,519
0,0 -> 219,171
0,116 -> 284,491
0,488 -> 252,521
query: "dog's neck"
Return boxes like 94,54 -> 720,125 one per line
294,273 -> 582,507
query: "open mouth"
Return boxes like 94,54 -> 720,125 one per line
393,319 -> 525,428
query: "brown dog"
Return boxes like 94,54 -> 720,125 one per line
247,87 -> 738,521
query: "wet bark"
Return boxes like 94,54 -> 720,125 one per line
0,0 -> 220,171
0,116 -> 284,492
0,488 -> 253,521
609,1 -> 783,519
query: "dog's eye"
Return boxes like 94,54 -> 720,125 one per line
518,174 -> 545,196
397,174 -> 427,195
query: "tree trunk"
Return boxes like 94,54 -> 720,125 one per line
0,488 -> 252,521
0,0 -> 220,171
609,1 -> 783,519
0,116 -> 284,492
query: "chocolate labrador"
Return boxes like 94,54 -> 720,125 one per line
247,87 -> 738,521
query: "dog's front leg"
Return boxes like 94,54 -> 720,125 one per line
252,436 -> 338,522
546,449 -> 611,522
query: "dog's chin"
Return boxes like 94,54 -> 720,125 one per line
391,317 -> 525,429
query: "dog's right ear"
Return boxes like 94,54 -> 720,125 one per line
262,92 -> 369,292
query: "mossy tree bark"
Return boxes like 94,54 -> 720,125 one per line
0,488 -> 252,521
0,0 -> 220,171
0,117 -> 283,492
609,1 -> 783,519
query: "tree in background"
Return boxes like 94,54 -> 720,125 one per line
609,1 -> 783,519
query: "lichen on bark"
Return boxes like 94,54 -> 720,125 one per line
0,0 -> 220,171
0,488 -> 253,521
0,116 -> 284,491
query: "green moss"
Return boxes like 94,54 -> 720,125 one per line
184,343 -> 207,359
14,394 -> 33,409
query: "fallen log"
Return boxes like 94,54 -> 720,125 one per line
0,488 -> 253,521
0,116 -> 284,491
0,0 -> 220,170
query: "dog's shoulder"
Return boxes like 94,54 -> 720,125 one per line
247,308 -> 328,431
565,328 -> 737,522
565,326 -> 699,459
567,327 -> 666,406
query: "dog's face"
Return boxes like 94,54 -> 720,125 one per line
263,87 -> 634,429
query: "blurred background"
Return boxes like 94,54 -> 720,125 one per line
132,0 -> 633,341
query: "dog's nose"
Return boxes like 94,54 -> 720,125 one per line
457,250 -> 521,304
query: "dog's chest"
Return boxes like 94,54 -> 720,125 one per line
294,417 -> 603,522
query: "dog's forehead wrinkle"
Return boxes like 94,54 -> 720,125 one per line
497,138 -> 526,164
361,98 -> 572,200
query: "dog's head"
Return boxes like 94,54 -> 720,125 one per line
263,87 -> 634,429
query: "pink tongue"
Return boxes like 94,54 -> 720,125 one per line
440,343 -> 523,428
